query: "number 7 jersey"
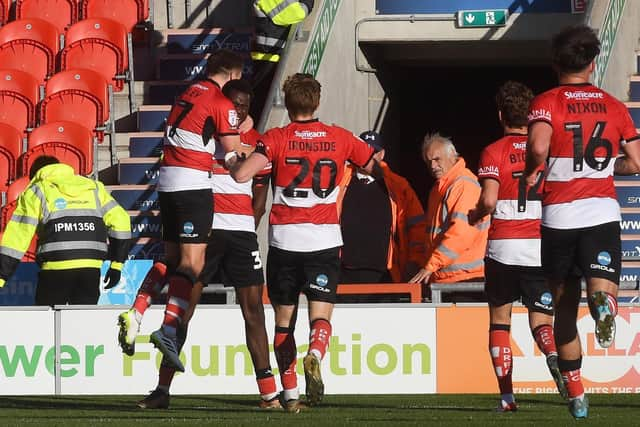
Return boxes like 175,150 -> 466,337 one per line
257,119 -> 375,252
528,83 -> 640,229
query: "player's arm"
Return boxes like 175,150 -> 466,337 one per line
252,175 -> 270,227
218,133 -> 242,154
615,140 -> 640,175
229,149 -> 270,183
469,178 -> 499,225
524,121 -> 552,186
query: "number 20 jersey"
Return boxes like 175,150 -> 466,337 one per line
257,119 -> 374,252
478,134 -> 542,266
528,83 -> 640,229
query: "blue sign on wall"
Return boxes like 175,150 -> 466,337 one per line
375,0 -> 576,15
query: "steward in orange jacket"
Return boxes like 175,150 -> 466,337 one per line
411,133 -> 489,286
337,160 -> 426,283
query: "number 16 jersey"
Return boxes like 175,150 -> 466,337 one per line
257,119 -> 374,252
528,83 -> 639,229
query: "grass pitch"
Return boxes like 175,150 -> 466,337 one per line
0,394 -> 635,426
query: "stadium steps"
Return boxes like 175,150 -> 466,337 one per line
129,236 -> 163,261
129,209 -> 161,238
106,185 -> 158,211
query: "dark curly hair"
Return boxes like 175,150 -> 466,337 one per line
496,81 -> 534,128
551,25 -> 600,74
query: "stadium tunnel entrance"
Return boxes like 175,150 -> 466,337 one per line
363,40 -> 557,203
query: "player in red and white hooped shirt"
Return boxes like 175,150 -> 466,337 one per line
523,25 -> 640,419
469,81 -> 566,412
116,50 -> 245,408
228,73 -> 382,412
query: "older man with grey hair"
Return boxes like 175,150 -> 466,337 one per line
410,133 -> 488,298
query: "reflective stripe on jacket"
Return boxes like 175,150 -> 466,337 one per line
425,158 -> 488,283
255,0 -> 309,26
0,164 -> 131,279
337,162 -> 427,282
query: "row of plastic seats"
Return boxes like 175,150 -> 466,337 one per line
1,0 -> 148,33
0,68 -> 110,137
0,17 -> 130,91
0,120 -> 94,193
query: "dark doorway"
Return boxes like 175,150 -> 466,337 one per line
376,65 -> 556,205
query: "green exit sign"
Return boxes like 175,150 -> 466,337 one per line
457,9 -> 508,28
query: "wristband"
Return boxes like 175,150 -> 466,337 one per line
224,151 -> 238,163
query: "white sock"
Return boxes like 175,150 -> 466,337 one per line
283,388 -> 299,402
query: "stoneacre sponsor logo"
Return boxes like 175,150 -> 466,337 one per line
564,91 -> 604,100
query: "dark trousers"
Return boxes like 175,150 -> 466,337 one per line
35,268 -> 101,306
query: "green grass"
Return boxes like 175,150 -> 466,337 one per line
0,394 -> 634,426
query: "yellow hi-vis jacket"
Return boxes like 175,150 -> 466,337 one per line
0,163 -> 132,284
255,0 -> 309,26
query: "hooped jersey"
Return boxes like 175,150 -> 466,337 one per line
528,83 -> 639,229
478,134 -> 542,266
158,79 -> 239,192
257,119 -> 375,252
211,128 -> 271,232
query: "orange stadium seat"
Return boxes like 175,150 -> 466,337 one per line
0,176 -> 37,261
40,68 -> 110,139
0,69 -> 40,133
0,19 -> 60,83
22,121 -> 94,176
0,1 -> 9,26
16,0 -> 79,33
0,123 -> 24,193
60,18 -> 130,91
81,0 -> 149,33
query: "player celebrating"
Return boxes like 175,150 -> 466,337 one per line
469,81 -> 567,412
524,25 -> 640,418
117,49 -> 244,372
228,73 -> 381,412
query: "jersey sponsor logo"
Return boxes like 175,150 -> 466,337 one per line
228,109 -> 239,128
591,250 -> 614,273
564,90 -> 604,100
288,140 -> 336,152
478,165 -> 499,176
512,142 -> 526,150
180,221 -> 199,238
53,222 -> 96,233
294,130 -> 327,139
528,108 -> 551,122
309,273 -> 331,293
54,198 -> 67,210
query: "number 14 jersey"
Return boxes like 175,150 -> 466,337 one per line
257,119 -> 374,252
478,133 -> 542,266
528,83 -> 639,229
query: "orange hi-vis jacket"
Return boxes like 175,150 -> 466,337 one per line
337,161 -> 427,282
425,158 -> 488,283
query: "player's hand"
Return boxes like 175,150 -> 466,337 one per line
104,262 -> 123,289
0,278 -> 5,288
524,171 -> 540,187
409,268 -> 432,285
468,208 -> 482,226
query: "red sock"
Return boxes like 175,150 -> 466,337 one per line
489,326 -> 513,395
158,365 -> 176,390
257,375 -> 277,399
133,262 -> 168,315
161,273 -> 192,335
308,319 -> 332,361
274,327 -> 297,391
562,369 -> 584,398
532,324 -> 558,356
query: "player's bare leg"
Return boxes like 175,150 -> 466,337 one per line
273,304 -> 303,412
551,277 -> 588,418
236,284 -> 279,408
